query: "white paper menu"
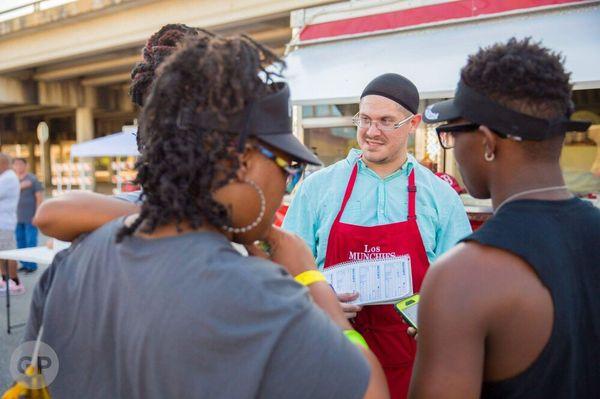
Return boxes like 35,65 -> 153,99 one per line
323,255 -> 413,306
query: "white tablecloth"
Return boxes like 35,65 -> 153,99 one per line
0,246 -> 58,266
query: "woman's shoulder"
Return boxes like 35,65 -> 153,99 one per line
201,252 -> 312,324
218,252 -> 289,284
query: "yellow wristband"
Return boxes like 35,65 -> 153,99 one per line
343,330 -> 369,350
294,270 -> 326,287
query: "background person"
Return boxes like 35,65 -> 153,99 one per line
13,157 -> 44,273
0,153 -> 24,295
410,38 -> 599,399
282,73 -> 471,399
21,35 -> 389,399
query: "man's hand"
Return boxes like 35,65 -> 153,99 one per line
337,292 -> 362,319
407,327 -> 418,340
20,180 -> 32,190
245,226 -> 317,277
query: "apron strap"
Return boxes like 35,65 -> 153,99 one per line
335,161 -> 417,222
408,169 -> 416,220
334,162 -> 359,224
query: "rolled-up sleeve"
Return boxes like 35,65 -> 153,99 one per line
282,181 -> 318,258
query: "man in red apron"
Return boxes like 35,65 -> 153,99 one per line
283,73 -> 472,398
324,162 -> 430,398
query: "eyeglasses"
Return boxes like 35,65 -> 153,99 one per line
352,113 -> 413,131
257,145 -> 306,194
435,123 -> 480,149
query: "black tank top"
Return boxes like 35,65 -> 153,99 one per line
462,197 -> 600,399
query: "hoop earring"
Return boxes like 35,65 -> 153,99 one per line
222,179 -> 266,234
484,152 -> 495,162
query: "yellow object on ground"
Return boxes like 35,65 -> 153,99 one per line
1,366 -> 51,399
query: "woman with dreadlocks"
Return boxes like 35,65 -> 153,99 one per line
34,23 -> 214,241
21,35 -> 389,398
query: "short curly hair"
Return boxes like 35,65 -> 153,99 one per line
461,38 -> 573,159
461,37 -> 572,119
118,35 -> 284,240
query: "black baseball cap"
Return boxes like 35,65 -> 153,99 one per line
361,73 -> 420,114
177,82 -> 321,165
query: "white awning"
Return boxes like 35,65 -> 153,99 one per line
285,4 -> 600,105
71,131 -> 139,158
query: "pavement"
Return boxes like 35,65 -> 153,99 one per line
0,236 -> 49,392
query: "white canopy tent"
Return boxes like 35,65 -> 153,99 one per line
285,4 -> 600,105
67,128 -> 139,192
70,131 -> 139,158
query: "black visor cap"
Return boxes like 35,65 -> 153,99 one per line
180,82 -> 321,165
249,83 -> 321,165
423,81 -> 591,140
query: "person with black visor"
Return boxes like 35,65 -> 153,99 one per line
408,38 -> 599,399
19,35 -> 390,398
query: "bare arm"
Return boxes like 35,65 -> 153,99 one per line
33,191 -> 139,241
410,242 -> 553,399
20,179 -> 32,190
409,244 -> 488,399
35,191 -> 43,209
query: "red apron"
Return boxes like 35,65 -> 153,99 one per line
324,162 -> 430,399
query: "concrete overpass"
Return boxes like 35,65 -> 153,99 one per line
0,0 -> 337,183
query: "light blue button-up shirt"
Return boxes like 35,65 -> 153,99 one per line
282,149 -> 472,269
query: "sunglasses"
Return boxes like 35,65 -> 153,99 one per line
257,145 -> 306,194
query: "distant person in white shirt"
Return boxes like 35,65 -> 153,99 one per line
0,153 -> 24,295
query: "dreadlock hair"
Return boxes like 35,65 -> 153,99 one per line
130,24 -> 215,107
461,37 -> 573,161
117,34 -> 284,241
130,24 -> 215,150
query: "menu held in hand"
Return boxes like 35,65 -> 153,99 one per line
323,255 -> 413,306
